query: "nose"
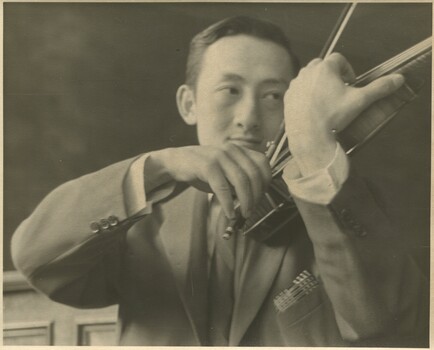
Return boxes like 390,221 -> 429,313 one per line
233,94 -> 260,131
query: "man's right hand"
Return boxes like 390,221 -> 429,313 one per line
147,144 -> 272,220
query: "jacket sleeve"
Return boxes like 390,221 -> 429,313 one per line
11,157 -> 146,308
292,165 -> 428,346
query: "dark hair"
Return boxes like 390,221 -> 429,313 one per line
185,16 -> 300,87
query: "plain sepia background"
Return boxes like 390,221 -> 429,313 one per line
3,2 -> 431,345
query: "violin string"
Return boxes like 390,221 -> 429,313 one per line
355,45 -> 427,85
243,202 -> 286,235
269,132 -> 288,167
265,192 -> 279,209
271,148 -> 292,170
272,156 -> 292,178
355,37 -> 431,85
368,38 -> 431,75
266,120 -> 285,161
269,181 -> 294,202
244,207 -> 298,236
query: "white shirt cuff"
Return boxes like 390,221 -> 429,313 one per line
282,144 -> 349,205
124,153 -> 176,217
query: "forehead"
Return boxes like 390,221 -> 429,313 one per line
197,34 -> 295,86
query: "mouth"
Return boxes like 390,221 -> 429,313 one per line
228,137 -> 263,150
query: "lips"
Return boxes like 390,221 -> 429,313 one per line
228,137 -> 262,150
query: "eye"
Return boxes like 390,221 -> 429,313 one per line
219,86 -> 239,95
263,91 -> 283,100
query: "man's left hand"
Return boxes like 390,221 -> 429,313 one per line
283,53 -> 404,176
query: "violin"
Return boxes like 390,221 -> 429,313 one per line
223,3 -> 432,241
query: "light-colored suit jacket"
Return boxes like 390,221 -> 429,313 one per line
11,157 -> 428,346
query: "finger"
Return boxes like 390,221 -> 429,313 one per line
360,73 -> 405,105
347,74 -> 405,116
325,53 -> 356,84
306,57 -> 323,67
218,153 -> 254,219
242,148 -> 273,189
228,146 -> 271,207
206,164 -> 236,219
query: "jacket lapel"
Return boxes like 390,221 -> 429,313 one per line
229,237 -> 288,345
159,187 -> 209,345
159,187 -> 290,346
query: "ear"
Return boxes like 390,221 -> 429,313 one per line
176,84 -> 197,125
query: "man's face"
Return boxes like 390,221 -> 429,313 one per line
191,34 -> 296,152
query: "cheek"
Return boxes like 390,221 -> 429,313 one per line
262,113 -> 284,140
194,93 -> 236,144
198,103 -> 233,131
196,111 -> 232,145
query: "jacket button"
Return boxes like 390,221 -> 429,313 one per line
90,222 -> 100,233
108,215 -> 119,226
100,219 -> 110,230
353,224 -> 367,237
339,208 -> 351,220
347,218 -> 356,226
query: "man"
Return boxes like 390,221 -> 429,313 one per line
11,16 -> 428,346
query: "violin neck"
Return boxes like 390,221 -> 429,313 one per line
354,37 -> 432,87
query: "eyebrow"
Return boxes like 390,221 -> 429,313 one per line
261,78 -> 290,86
219,73 -> 289,86
220,73 -> 245,83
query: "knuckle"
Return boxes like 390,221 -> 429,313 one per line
356,92 -> 368,107
237,171 -> 250,186
215,183 -> 232,194
327,52 -> 344,62
251,153 -> 269,169
222,143 -> 236,153
284,88 -> 291,102
329,52 -> 343,59
209,148 -> 228,164
203,161 -> 218,176
298,66 -> 310,76
324,53 -> 342,69
221,143 -> 231,151
307,58 -> 322,67
258,155 -> 270,167
214,147 -> 225,157
249,169 -> 261,184
385,78 -> 398,92
284,85 -> 296,102
209,176 -> 231,194
348,92 -> 367,112
319,60 -> 332,72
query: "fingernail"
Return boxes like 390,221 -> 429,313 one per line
392,74 -> 405,87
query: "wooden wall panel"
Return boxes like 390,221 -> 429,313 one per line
75,318 -> 117,346
4,271 -> 118,346
3,321 -> 53,345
